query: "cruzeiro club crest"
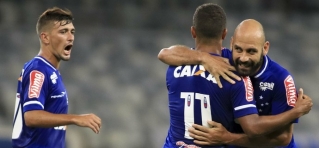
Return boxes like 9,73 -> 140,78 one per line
50,72 -> 58,84
259,82 -> 274,91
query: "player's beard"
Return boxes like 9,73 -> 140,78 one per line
233,53 -> 264,77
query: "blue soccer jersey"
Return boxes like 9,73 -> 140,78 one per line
223,49 -> 298,148
163,54 -> 258,148
12,56 -> 68,148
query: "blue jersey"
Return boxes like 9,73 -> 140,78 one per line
223,49 -> 298,148
164,54 -> 258,148
12,56 -> 68,148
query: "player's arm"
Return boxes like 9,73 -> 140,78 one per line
236,88 -> 312,137
24,111 -> 101,133
22,70 -> 101,133
230,77 -> 311,137
237,73 -> 308,144
158,45 -> 240,88
189,121 -> 293,147
233,124 -> 294,147
189,93 -> 312,147
223,122 -> 294,147
158,45 -> 207,65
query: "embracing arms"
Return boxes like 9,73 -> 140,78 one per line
236,89 -> 310,137
190,120 -> 293,147
158,45 -> 240,88
188,90 -> 312,147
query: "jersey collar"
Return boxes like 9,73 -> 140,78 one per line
35,56 -> 57,71
253,55 -> 268,78
191,47 -> 221,57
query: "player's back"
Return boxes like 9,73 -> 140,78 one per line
12,56 -> 68,148
164,62 -> 258,148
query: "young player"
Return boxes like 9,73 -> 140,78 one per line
12,7 -> 101,148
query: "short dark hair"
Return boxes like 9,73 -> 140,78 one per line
36,7 -> 73,35
193,3 -> 226,40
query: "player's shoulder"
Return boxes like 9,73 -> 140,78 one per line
222,76 -> 253,100
221,47 -> 231,58
23,56 -> 56,76
222,75 -> 248,89
266,56 -> 292,81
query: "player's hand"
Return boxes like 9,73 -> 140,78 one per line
294,88 -> 313,116
188,121 -> 230,146
201,53 -> 241,88
73,113 -> 102,134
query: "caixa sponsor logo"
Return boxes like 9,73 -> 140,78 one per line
259,82 -> 274,91
174,65 -> 217,84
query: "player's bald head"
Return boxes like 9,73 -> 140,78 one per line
231,19 -> 270,77
233,19 -> 265,45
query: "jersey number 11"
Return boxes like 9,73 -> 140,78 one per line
180,92 -> 212,139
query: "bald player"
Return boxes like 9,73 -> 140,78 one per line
158,19 -> 313,147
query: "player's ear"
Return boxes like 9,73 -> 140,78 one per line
191,26 -> 196,39
222,28 -> 227,40
263,41 -> 270,55
40,32 -> 50,44
230,37 -> 234,51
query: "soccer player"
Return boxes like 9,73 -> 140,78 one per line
12,7 -> 102,148
161,4 -> 312,148
159,18 -> 313,147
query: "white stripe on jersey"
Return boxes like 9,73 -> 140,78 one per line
23,101 -> 44,109
34,57 -> 56,71
254,56 -> 268,78
234,104 -> 256,111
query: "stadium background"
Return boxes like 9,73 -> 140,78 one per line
0,0 -> 318,147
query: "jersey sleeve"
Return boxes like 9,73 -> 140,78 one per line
21,68 -> 49,113
231,76 -> 258,119
272,72 -> 298,123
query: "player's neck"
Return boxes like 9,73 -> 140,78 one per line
38,48 -> 61,69
195,39 -> 222,55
